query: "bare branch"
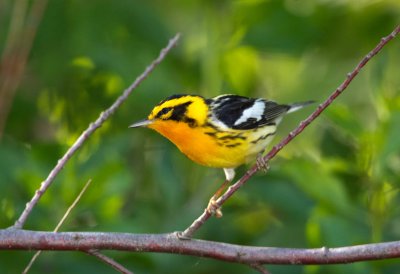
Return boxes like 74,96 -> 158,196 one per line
23,179 -> 92,274
180,25 -> 400,239
23,180 -> 134,274
250,264 -> 271,274
54,179 -> 92,232
86,249 -> 134,274
12,33 -> 181,229
2,229 -> 400,265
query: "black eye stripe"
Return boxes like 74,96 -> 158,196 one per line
170,101 -> 192,120
156,107 -> 172,118
155,101 -> 193,121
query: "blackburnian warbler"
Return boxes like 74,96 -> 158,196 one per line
130,94 -> 312,182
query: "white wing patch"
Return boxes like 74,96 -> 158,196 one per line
209,115 -> 230,130
234,100 -> 265,126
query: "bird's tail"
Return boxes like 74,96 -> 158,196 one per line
287,100 -> 315,113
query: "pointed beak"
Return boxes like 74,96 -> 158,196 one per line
129,119 -> 153,128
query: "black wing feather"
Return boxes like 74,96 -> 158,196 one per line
210,95 -> 290,130
261,101 -> 291,123
211,95 -> 255,128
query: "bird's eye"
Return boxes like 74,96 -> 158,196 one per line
157,107 -> 172,118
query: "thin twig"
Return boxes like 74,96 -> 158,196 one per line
86,249 -> 133,274
180,25 -> 400,238
55,179 -> 92,232
12,33 -> 181,229
3,230 -> 400,265
22,179 -> 92,274
250,264 -> 271,274
23,179 -> 133,274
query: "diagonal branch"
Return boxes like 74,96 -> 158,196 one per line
250,264 -> 271,274
180,25 -> 400,238
86,249 -> 134,274
12,33 -> 181,229
23,180 -> 134,274
2,229 -> 400,265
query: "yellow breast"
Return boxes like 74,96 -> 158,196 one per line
148,120 -> 276,168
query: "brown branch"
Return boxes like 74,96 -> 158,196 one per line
250,264 -> 271,274
86,249 -> 134,274
12,33 -> 181,230
180,24 -> 400,238
2,229 -> 400,265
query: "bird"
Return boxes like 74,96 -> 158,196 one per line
130,94 -> 313,216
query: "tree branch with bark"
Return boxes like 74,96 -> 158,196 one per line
2,230 -> 400,265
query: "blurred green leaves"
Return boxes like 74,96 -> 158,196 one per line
1,0 -> 400,273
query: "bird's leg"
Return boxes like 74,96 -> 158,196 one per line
206,179 -> 230,218
206,168 -> 235,218
256,151 -> 270,173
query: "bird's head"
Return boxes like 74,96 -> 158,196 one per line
129,94 -> 209,130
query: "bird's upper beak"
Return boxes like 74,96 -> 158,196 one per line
129,119 -> 153,128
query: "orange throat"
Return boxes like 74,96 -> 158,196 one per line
148,120 -> 230,168
147,120 -> 253,169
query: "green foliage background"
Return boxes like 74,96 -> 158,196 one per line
1,1 -> 400,273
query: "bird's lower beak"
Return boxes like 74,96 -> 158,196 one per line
129,119 -> 153,128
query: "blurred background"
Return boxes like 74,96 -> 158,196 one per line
1,0 -> 400,273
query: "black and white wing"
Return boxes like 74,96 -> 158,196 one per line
207,94 -> 291,130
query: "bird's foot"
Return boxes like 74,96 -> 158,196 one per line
256,155 -> 270,173
206,195 -> 223,218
